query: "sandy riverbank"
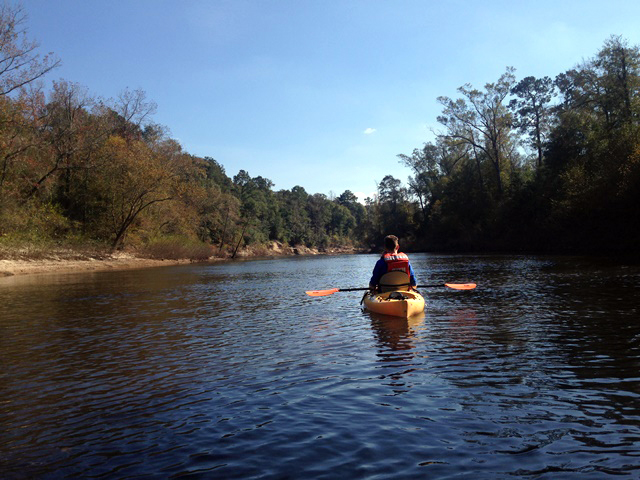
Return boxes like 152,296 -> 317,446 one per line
0,242 -> 362,277
0,253 -> 196,277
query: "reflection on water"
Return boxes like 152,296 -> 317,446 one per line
369,313 -> 426,397
1,254 -> 640,478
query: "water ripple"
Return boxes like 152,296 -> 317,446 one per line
1,256 -> 640,477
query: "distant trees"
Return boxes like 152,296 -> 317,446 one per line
1,0 -> 638,259
277,186 -> 310,245
0,2 -> 367,256
336,189 -> 365,235
392,35 -> 640,253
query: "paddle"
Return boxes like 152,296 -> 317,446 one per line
305,283 -> 476,297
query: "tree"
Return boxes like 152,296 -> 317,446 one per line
278,186 -> 310,245
0,3 -> 60,97
0,92 -> 38,203
377,175 -> 405,205
437,68 -> 518,196
328,202 -> 356,238
336,189 -> 365,230
336,189 -> 358,206
593,36 -> 640,130
203,156 -> 232,191
307,193 -> 331,247
397,140 -> 462,220
116,88 -> 156,128
510,76 -> 556,167
25,79 -> 115,234
0,4 -> 59,209
91,136 -> 180,249
232,170 -> 278,244
106,88 -> 157,140
375,175 -> 415,241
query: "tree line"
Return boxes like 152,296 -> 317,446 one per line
0,4 -> 369,258
1,3 -> 638,257
392,35 -> 640,254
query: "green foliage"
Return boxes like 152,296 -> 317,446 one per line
0,200 -> 72,240
510,75 -> 556,167
140,235 -> 213,261
2,10 -> 639,258
388,36 -> 640,254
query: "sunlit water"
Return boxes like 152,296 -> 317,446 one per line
1,254 -> 639,478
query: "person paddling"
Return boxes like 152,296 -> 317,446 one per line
369,235 -> 417,292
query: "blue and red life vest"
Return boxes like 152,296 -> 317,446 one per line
383,252 -> 411,276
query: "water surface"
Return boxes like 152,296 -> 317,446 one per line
1,254 -> 639,478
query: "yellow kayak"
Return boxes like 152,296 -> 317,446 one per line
362,270 -> 425,318
363,289 -> 425,318
306,271 -> 473,318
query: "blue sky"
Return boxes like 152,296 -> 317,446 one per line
23,0 -> 640,201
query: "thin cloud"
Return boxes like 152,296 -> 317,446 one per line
363,128 -> 376,135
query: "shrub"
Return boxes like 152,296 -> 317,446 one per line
0,200 -> 72,239
140,235 -> 213,261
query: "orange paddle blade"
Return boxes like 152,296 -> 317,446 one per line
305,288 -> 340,297
445,283 -> 477,290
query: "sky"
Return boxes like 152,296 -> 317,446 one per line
21,0 -> 640,201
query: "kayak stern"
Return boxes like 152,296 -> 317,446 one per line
363,290 -> 425,318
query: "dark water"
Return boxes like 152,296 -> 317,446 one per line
1,254 -> 639,479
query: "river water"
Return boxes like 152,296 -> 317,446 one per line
1,253 -> 639,479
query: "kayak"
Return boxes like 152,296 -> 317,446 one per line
363,270 -> 425,318
306,271 -> 473,317
362,289 -> 425,318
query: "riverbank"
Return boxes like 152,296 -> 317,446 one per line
0,241 -> 361,277
0,253 -> 195,277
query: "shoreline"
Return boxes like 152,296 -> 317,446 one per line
0,253 -> 197,278
0,243 -> 362,278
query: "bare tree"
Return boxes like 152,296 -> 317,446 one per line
0,3 -> 60,96
115,88 -> 157,127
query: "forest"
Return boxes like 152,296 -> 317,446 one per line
1,3 -> 639,259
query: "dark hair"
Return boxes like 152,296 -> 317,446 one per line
384,235 -> 399,251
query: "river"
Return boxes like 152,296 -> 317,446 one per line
1,253 -> 639,478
